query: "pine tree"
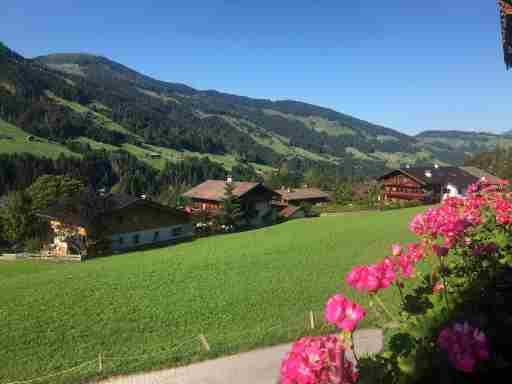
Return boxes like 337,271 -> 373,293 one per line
217,181 -> 243,229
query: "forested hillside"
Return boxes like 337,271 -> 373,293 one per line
1,41 -> 509,199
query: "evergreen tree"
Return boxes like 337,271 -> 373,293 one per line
1,191 -> 39,243
26,174 -> 84,210
217,181 -> 243,229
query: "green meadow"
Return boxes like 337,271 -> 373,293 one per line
0,119 -> 78,159
0,207 -> 423,383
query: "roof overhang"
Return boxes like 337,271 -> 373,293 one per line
499,0 -> 512,69
377,169 -> 428,186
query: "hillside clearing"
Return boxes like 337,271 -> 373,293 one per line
0,207 -> 423,383
0,118 -> 78,158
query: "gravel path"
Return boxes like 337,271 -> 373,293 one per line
97,329 -> 383,384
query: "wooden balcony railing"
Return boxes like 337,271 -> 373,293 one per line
384,191 -> 426,200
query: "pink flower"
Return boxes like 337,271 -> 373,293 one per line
325,294 -> 366,332
280,336 -> 358,384
391,244 -> 402,257
346,257 -> 398,293
346,266 -> 380,292
375,257 -> 396,289
432,281 -> 445,294
432,244 -> 449,257
437,322 -> 489,373
493,196 -> 512,224
472,243 -> 499,257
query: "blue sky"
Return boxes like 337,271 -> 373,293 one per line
2,1 -> 511,134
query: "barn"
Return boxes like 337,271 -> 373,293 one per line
37,193 -> 193,257
182,179 -> 279,227
274,187 -> 330,206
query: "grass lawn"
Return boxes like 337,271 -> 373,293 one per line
0,119 -> 78,159
0,207 -> 424,383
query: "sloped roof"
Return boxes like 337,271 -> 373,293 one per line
275,188 -> 330,201
460,167 -> 502,184
182,180 -> 262,202
499,0 -> 512,69
279,205 -> 304,219
37,193 -> 187,227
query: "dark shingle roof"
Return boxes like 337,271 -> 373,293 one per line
182,180 -> 261,202
275,188 -> 330,202
461,167 -> 502,184
36,193 -> 141,227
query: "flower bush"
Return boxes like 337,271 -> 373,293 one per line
437,322 -> 489,373
280,336 -> 358,384
280,179 -> 512,383
325,294 -> 366,333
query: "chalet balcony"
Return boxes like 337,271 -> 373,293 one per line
384,191 -> 426,201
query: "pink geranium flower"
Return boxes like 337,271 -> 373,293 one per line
280,336 -> 358,384
346,257 -> 398,293
325,294 -> 366,332
391,244 -> 402,257
437,322 -> 489,373
346,266 -> 380,292
432,244 -> 449,257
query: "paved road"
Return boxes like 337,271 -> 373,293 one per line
98,329 -> 383,384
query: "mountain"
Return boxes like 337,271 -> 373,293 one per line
0,42 -> 502,178
415,130 -> 512,156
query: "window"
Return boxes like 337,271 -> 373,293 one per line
119,237 -> 124,245
153,231 -> 160,241
172,227 -> 183,237
118,216 -> 124,224
133,234 -> 140,244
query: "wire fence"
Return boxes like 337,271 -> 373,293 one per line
2,310 -> 336,384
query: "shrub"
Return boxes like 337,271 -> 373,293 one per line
280,179 -> 512,383
24,237 -> 43,253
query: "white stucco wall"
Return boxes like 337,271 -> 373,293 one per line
110,223 -> 194,251
442,184 -> 461,200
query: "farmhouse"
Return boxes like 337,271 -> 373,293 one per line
182,179 -> 279,226
275,187 -> 330,206
378,166 -> 503,203
37,193 -> 193,257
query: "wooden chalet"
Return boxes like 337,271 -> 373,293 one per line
274,187 -> 330,206
499,0 -> 512,69
37,193 -> 193,258
182,179 -> 279,226
378,166 -> 502,203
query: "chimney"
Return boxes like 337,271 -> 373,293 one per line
226,175 -> 233,184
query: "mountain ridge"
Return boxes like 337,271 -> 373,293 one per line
0,42 -> 509,176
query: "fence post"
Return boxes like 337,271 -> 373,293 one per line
309,310 -> 315,330
199,334 -> 210,352
98,352 -> 103,372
